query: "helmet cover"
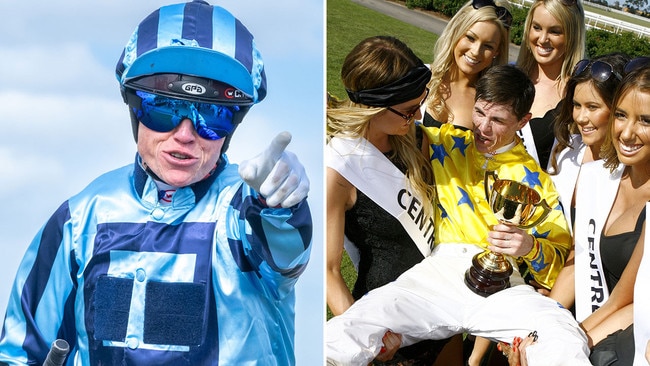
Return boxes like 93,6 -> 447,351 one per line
116,0 -> 267,103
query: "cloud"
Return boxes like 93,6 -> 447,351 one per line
0,46 -> 119,100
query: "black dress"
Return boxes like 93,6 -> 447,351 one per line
344,154 -> 448,365
521,102 -> 562,170
589,209 -> 646,366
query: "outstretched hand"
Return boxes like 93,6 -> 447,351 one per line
238,132 -> 310,208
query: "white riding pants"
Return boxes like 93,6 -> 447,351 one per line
326,244 -> 591,366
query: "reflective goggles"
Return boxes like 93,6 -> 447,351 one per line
124,88 -> 241,140
472,0 -> 513,29
572,59 -> 622,82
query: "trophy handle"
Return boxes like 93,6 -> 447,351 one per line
484,170 -> 498,201
518,199 -> 552,229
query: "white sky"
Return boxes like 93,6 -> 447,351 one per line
0,1 -> 324,364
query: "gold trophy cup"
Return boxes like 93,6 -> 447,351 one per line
464,171 -> 552,297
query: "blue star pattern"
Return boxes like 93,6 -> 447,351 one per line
531,250 -> 547,272
451,135 -> 470,156
457,187 -> 474,211
430,143 -> 449,165
438,203 -> 449,220
532,228 -> 550,239
530,229 -> 550,271
522,166 -> 542,189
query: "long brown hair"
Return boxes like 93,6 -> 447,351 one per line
548,53 -> 629,174
327,36 -> 436,216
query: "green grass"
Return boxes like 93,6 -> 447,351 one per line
583,4 -> 650,28
327,0 -> 440,100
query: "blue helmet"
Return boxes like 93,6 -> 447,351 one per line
116,0 -> 267,141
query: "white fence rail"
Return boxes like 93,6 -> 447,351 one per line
509,0 -> 650,38
584,10 -> 650,38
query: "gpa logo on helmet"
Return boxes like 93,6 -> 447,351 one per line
182,83 -> 206,95
225,87 -> 245,99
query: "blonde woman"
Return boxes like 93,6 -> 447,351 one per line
326,36 -> 446,364
425,0 -> 511,130
516,0 -> 586,169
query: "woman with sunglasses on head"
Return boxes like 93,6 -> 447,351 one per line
548,59 -> 650,366
424,0 -> 511,130
545,53 -> 628,310
549,54 -> 629,178
516,0 -> 586,170
547,53 -> 629,237
518,52 -> 628,366
326,36 -> 452,365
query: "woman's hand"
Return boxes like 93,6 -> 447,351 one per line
498,331 -> 538,366
374,330 -> 402,362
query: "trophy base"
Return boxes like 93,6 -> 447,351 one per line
464,250 -> 513,297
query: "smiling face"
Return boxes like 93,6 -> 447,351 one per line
453,21 -> 502,77
528,4 -> 566,69
473,99 -> 530,154
572,81 -> 611,150
612,88 -> 650,167
137,119 -> 224,187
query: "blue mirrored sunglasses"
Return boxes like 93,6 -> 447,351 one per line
572,59 -> 622,82
125,88 -> 240,140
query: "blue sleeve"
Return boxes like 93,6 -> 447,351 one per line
0,202 -> 77,365
229,184 -> 313,298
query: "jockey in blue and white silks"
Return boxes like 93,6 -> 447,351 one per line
0,155 -> 312,365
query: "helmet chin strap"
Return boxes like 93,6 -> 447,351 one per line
140,159 -> 165,184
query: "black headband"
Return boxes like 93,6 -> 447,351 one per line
346,64 -> 432,107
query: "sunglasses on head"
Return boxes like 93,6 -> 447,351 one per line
386,88 -> 430,123
572,59 -> 622,82
624,57 -> 650,74
472,0 -> 513,29
124,88 -> 241,140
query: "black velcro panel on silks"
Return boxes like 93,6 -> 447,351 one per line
143,281 -> 207,346
94,276 -> 134,341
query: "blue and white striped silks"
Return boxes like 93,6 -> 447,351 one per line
0,155 -> 312,365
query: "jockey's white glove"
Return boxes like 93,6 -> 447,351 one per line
238,131 -> 310,208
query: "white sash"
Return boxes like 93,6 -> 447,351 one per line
326,137 -> 434,258
549,135 -> 585,234
634,203 -> 650,365
573,162 -> 623,322
517,124 -> 540,165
